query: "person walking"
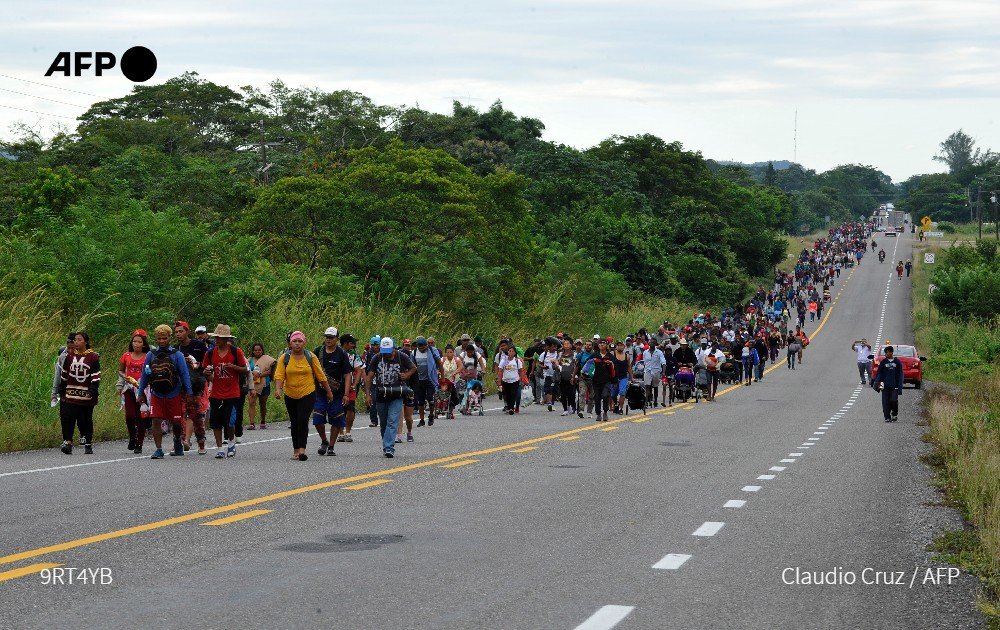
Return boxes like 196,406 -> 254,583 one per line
57,332 -> 101,455
590,340 -> 615,421
117,329 -> 149,452
173,320 -> 208,453
872,345 -> 904,422
905,260 -> 912,277
273,331 -> 333,461
364,337 -> 416,458
137,325 -> 193,459
312,327 -> 353,456
247,343 -> 275,431
740,341 -> 758,386
202,325 -> 249,459
497,346 -> 523,416
851,338 -> 873,385
641,339 -> 666,406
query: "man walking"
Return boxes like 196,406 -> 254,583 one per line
872,345 -> 903,422
313,326 -> 353,456
365,337 -> 416,458
851,338 -> 873,385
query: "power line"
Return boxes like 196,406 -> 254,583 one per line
0,86 -> 87,109
0,73 -> 104,99
0,102 -> 76,120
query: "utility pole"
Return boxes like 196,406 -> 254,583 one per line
977,185 -> 983,240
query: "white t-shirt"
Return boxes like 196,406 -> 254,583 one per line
541,351 -> 559,377
499,356 -> 523,383
853,343 -> 872,363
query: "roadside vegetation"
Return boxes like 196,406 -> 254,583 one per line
911,232 -> 1000,624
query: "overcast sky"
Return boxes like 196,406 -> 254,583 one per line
2,0 -> 999,181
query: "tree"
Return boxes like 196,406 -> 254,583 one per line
896,173 -> 968,223
933,129 -> 988,176
763,161 -> 777,187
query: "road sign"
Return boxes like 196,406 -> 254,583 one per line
924,253 -> 935,264
928,283 -> 937,294
921,215 -> 932,228
925,231 -> 944,237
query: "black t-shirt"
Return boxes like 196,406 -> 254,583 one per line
177,339 -> 208,365
592,352 -> 615,385
365,352 -> 416,387
314,344 -> 352,395
610,354 -> 629,381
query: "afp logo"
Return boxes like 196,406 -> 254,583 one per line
45,46 -> 157,83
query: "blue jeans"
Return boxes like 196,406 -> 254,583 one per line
376,397 -> 404,454
755,362 -> 764,380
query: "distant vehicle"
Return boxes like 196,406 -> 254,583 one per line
871,344 -> 926,389
886,210 -> 905,234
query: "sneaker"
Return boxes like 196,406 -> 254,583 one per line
197,444 -> 207,455
318,442 -> 329,455
417,420 -> 426,428
336,434 -> 346,442
259,422 -> 267,430
395,436 -> 402,444
60,441 -> 72,455
127,439 -> 136,451
247,424 -> 256,431
226,442 -> 236,458
235,436 -> 242,444
215,448 -> 226,458
183,442 -> 191,451
384,451 -> 394,458
133,446 -> 143,454
326,448 -> 336,456
151,448 -> 165,459
407,433 -> 414,443
369,421 -> 378,428
344,433 -> 353,443
560,410 -> 569,416
169,445 -> 184,456
428,417 -> 434,427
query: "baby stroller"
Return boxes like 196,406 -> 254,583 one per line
434,378 -> 454,419
672,366 -> 698,403
823,289 -> 831,303
625,379 -> 647,415
463,380 -> 484,416
694,367 -> 710,402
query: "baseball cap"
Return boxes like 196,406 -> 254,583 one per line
416,336 -> 427,345
403,338 -> 412,345
324,326 -> 338,337
340,333 -> 356,345
593,334 -> 601,340
174,320 -> 189,330
195,325 -> 207,333
380,337 -> 395,354
370,335 -> 381,345
461,333 -> 471,341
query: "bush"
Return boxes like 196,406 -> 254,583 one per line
931,264 -> 1000,320
937,221 -> 957,233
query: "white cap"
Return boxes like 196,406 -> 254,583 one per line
380,337 -> 394,354
324,326 -> 338,337
195,325 -> 207,333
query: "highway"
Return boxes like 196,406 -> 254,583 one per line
0,232 -> 984,629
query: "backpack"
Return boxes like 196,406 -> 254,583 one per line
283,349 -> 316,370
705,355 -> 719,372
559,357 -> 575,383
149,348 -> 179,395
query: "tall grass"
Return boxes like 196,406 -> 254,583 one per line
2,286 -> 703,453
913,233 -> 1000,622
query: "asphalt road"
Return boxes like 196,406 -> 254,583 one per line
0,232 -> 984,630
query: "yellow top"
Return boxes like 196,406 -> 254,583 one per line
273,352 -> 326,399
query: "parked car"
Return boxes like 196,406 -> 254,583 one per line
871,344 -> 926,389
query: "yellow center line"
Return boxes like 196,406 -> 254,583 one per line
0,563 -> 61,583
510,447 -> 537,453
600,426 -> 619,431
202,509 -> 272,526
631,418 -> 652,423
559,435 -> 581,442
0,409 -> 640,568
440,459 -> 478,468
344,479 -> 393,490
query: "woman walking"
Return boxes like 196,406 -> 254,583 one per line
118,329 -> 149,452
441,345 -> 463,418
497,346 -> 523,416
273,330 -> 333,461
247,343 -> 275,430
741,341 -> 758,386
57,332 -> 101,454
786,334 -> 801,370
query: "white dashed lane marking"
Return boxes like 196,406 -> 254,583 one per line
692,522 -> 726,537
652,554 -> 691,570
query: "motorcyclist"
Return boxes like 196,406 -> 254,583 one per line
878,248 -> 886,263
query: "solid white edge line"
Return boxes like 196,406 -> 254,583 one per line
574,605 -> 635,630
652,553 -> 692,570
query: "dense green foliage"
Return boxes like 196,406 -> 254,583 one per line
0,71 -> 807,340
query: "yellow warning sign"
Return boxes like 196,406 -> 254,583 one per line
921,216 -> 932,228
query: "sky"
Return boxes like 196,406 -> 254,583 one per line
2,0 -> 999,181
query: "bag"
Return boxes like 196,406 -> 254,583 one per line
375,384 -> 413,400
705,355 -> 719,372
148,348 -> 179,395
559,360 -> 574,383
800,333 -> 810,347
581,358 -> 596,379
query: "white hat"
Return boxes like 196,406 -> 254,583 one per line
324,326 -> 338,337
194,325 -> 207,333
380,337 -> 394,354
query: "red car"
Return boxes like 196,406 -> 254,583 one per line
871,344 -> 926,389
